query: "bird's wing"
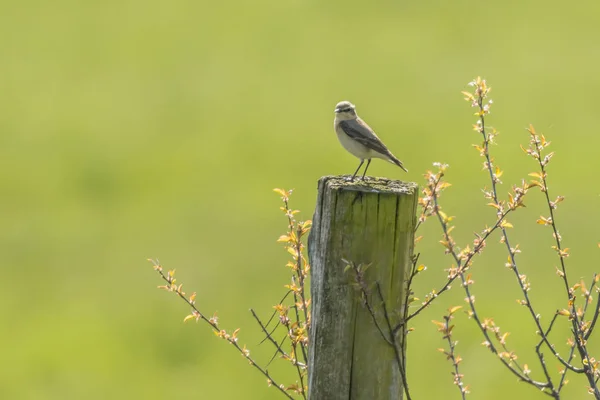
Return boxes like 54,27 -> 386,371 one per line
339,118 -> 391,156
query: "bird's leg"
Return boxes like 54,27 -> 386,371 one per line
361,159 -> 372,180
351,159 -> 364,181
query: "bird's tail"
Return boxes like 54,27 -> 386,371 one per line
389,155 -> 408,172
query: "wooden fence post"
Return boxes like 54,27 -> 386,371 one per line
307,175 -> 418,400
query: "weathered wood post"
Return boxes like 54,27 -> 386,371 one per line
307,175 -> 418,400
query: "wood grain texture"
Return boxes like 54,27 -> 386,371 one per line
307,175 -> 418,400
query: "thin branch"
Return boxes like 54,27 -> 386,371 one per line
260,290 -> 293,344
535,313 -> 561,399
432,195 -> 554,394
153,265 -> 295,400
467,89 -> 563,394
406,207 -> 512,323
561,274 -> 600,390
585,287 -> 600,341
472,90 -> 578,379
376,282 -> 412,400
395,253 -> 420,337
526,128 -> 599,396
251,309 -> 297,365
435,309 -> 468,400
282,198 -> 310,367
347,261 -> 393,346
266,334 -> 289,369
415,178 -> 441,231
290,286 -> 309,365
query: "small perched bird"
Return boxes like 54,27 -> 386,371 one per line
334,100 -> 408,180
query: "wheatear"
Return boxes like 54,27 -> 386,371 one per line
334,100 -> 408,180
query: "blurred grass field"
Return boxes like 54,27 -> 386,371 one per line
2,0 -> 600,398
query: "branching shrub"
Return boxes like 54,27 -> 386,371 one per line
151,78 -> 600,399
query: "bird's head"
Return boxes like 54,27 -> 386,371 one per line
334,101 -> 357,120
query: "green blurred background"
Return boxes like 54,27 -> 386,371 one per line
2,0 -> 599,398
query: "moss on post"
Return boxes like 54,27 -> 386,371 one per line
307,175 -> 418,400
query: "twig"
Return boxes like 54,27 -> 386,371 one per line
152,263 -> 295,400
281,196 -> 310,367
524,127 -> 598,395
405,207 -> 512,323
470,82 -> 579,382
251,309 -> 299,366
376,282 -> 412,400
260,290 -> 293,345
432,194 -> 554,394
346,261 -> 393,346
434,307 -> 468,399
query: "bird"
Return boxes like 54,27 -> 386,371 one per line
333,100 -> 408,180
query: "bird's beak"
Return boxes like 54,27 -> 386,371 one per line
334,107 -> 341,113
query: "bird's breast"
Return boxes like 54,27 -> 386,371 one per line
334,123 -> 372,159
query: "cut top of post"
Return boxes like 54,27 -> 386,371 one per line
320,175 -> 418,195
